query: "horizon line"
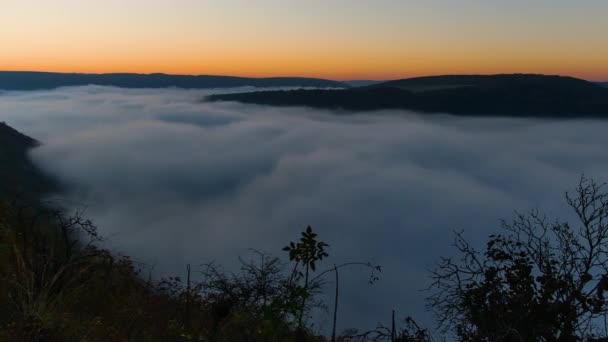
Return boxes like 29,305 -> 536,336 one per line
1,69 -> 605,83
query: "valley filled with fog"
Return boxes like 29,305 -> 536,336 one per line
2,86 -> 608,332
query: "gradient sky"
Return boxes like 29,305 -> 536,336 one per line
1,0 -> 607,81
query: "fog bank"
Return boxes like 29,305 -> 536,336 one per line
2,86 -> 608,332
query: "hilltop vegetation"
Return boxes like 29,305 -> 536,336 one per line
209,74 -> 608,117
0,71 -> 347,91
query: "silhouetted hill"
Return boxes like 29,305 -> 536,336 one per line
343,80 -> 384,87
208,74 -> 608,117
0,122 -> 57,197
0,71 -> 347,90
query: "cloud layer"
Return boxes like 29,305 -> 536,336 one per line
2,86 -> 608,333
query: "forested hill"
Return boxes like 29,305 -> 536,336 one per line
208,74 -> 608,117
0,71 -> 347,91
0,122 -> 56,197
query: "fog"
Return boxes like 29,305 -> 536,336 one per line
2,86 -> 608,333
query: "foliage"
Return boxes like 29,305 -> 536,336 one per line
429,176 -> 608,341
283,225 -> 330,328
0,199 -> 324,341
281,226 -> 383,341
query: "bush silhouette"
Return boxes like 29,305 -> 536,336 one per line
429,176 -> 608,341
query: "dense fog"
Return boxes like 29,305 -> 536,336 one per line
2,86 -> 608,332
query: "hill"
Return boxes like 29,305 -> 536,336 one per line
343,80 -> 384,87
208,74 -> 608,117
0,71 -> 347,91
0,122 -> 56,198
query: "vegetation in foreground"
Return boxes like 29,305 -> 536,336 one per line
4,177 -> 608,341
0,198 -> 328,341
0,197 -> 389,341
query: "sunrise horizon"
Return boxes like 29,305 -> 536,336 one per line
3,1 -> 608,82
1,68 -> 606,83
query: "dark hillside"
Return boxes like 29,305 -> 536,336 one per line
0,122 -> 56,198
209,74 -> 608,117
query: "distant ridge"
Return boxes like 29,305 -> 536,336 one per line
209,74 -> 608,117
343,80 -> 384,87
0,71 -> 348,91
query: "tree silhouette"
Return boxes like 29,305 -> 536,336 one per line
283,225 -> 329,329
283,225 -> 381,340
429,176 -> 608,341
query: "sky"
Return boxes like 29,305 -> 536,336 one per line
1,0 -> 607,80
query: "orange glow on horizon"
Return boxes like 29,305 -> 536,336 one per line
2,1 -> 607,82
2,58 -> 606,82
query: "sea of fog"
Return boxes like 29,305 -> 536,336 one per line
2,85 -> 608,333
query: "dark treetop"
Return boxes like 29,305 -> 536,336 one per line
208,74 -> 608,117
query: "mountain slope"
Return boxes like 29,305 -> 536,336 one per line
0,71 -> 347,91
208,74 -> 608,117
0,122 -> 56,197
